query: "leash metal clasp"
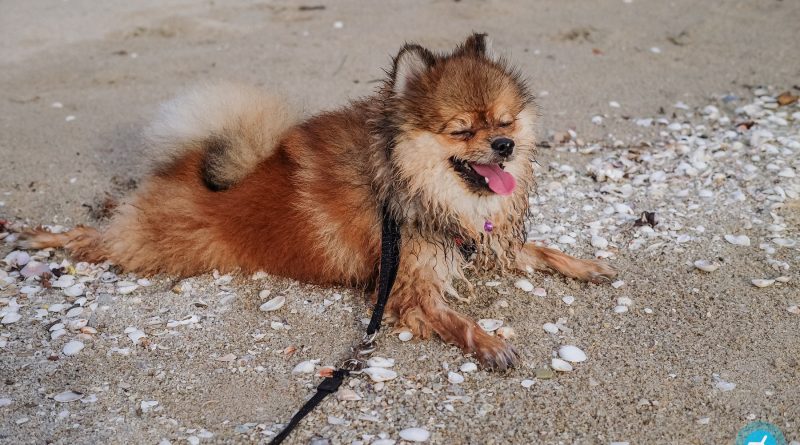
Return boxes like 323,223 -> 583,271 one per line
339,358 -> 366,373
354,332 -> 379,356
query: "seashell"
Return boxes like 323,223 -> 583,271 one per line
514,279 -> 534,292
53,391 -> 84,402
591,235 -> 609,249
611,280 -> 625,289
51,329 -> 67,340
140,400 -> 159,412
99,271 -> 118,283
62,340 -> 84,356
20,261 -> 50,279
362,367 -> 397,382
125,327 -> 146,344
724,234 -> 750,246
694,260 -> 720,272
561,296 -> 575,305
116,281 -> 138,295
459,362 -> 477,373
1,312 -> 21,324
166,315 -> 199,328
447,372 -> 464,384
614,305 -> 629,314
80,326 -> 97,334
775,276 -> 790,283
399,428 -> 430,442
52,275 -> 76,288
558,235 -> 576,244
551,358 -> 573,372
20,285 -> 41,296
532,288 -> 547,297
477,319 -> 503,332
327,415 -> 348,425
644,308 -> 654,314
558,345 -> 587,363
617,297 -> 633,306
68,319 -> 88,330
751,279 -> 775,288
214,274 -> 233,286
49,323 -> 65,332
258,295 -> 285,312
521,379 -> 535,388
48,303 -> 68,312
543,323 -> 559,334
336,388 -> 361,401
366,357 -> 395,368
65,307 -> 83,318
137,278 -> 152,287
496,326 -> 516,339
398,331 -> 413,342
291,359 -> 318,374
484,281 -> 501,287
772,238 -> 797,248
4,251 -> 30,267
787,305 -> 799,315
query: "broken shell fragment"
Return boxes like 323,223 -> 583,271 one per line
477,319 -> 503,332
259,295 -> 286,312
363,367 -> 397,382
751,279 -> 775,288
693,260 -> 720,272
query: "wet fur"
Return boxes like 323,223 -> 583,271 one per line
20,34 -> 616,369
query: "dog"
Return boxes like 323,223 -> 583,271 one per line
20,34 -> 616,369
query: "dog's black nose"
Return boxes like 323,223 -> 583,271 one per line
491,137 -> 515,157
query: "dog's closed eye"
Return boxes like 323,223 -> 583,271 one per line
450,129 -> 475,139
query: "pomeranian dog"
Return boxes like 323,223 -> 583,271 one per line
21,34 -> 615,369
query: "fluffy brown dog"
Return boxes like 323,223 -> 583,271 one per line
21,34 -> 615,369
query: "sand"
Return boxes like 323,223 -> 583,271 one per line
1,1 -> 799,444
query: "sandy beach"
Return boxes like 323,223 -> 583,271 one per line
1,1 -> 799,444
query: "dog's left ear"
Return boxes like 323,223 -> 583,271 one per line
392,44 -> 435,97
459,33 -> 496,60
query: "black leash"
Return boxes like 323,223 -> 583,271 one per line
269,205 -> 401,444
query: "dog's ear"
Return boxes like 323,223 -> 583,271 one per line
392,44 -> 435,97
460,33 -> 496,60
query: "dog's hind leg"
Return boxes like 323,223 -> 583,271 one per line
515,242 -> 617,283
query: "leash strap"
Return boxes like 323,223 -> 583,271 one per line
269,205 -> 401,444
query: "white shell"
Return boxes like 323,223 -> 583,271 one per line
617,297 -> 633,306
775,276 -> 790,283
724,234 -> 750,246
259,295 -> 286,312
447,372 -> 464,384
551,358 -> 573,372
4,251 -> 30,267
397,331 -> 413,342
54,391 -> 84,402
514,279 -> 534,292
496,326 -> 516,339
521,379 -> 535,388
1,312 -> 21,324
611,280 -> 626,289
125,327 -> 146,344
614,305 -> 629,314
694,260 -> 720,272
291,359 -> 319,374
561,296 -> 575,305
140,400 -> 159,412
363,367 -> 397,382
399,428 -> 430,442
116,281 -> 139,295
52,275 -> 76,288
558,345 -> 587,363
477,319 -> 503,332
51,329 -> 67,340
336,388 -> 361,401
63,284 -> 85,298
786,305 -> 799,315
751,279 -> 775,288
591,235 -> 609,249
459,362 -> 478,373
543,323 -> 559,334
532,288 -> 547,297
366,357 -> 395,368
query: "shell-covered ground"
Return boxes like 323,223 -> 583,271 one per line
1,1 -> 799,444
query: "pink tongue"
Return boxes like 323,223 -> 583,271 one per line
470,163 -> 516,195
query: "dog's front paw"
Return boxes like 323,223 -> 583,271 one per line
472,334 -> 519,371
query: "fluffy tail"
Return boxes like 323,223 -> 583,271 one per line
146,82 -> 298,190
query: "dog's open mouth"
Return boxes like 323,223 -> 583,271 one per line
449,157 -> 516,195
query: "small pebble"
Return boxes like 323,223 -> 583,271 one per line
521,379 -> 535,388
543,323 -> 559,334
561,295 -> 575,305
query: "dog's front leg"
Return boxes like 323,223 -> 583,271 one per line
387,237 -> 518,370
515,242 -> 617,283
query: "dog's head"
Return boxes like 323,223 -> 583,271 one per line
386,34 -> 536,230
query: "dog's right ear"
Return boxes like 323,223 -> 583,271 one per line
392,44 -> 435,97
